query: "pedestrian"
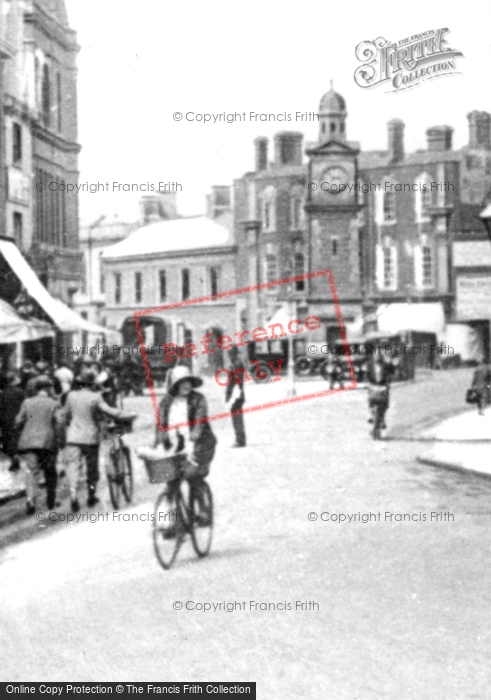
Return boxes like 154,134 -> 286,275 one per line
225,346 -> 246,447
15,376 -> 62,514
64,367 -> 135,511
0,371 -> 25,471
53,360 -> 74,406
157,365 -> 217,476
366,353 -> 392,430
22,361 -> 40,397
470,361 -> 491,416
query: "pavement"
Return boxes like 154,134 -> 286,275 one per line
417,406 -> 491,479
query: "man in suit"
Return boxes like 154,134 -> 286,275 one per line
15,376 -> 62,514
225,347 -> 246,448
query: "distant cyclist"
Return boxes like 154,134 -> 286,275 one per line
367,353 -> 393,431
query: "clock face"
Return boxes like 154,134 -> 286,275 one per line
322,167 -> 348,194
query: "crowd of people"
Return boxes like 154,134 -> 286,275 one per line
0,358 -> 135,515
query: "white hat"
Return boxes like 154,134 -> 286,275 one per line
167,365 -> 203,396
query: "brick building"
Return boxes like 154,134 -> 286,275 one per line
233,86 -> 365,343
233,86 -> 491,351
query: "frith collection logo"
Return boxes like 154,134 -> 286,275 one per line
354,28 -> 463,92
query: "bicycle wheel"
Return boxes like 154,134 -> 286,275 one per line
120,445 -> 133,503
153,487 -> 184,570
190,480 -> 213,558
104,443 -> 122,510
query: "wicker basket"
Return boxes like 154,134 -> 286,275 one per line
143,453 -> 187,484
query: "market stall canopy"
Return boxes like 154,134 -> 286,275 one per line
376,303 -> 445,335
0,239 -> 109,334
0,298 -> 54,343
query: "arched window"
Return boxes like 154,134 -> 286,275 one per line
42,64 -> 50,126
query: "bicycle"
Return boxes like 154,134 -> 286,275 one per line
142,452 -> 213,570
101,416 -> 135,509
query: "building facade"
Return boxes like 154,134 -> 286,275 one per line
73,192 -> 182,329
1,0 -> 82,305
102,190 -> 237,375
233,87 -> 491,351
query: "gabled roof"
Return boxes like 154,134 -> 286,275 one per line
306,139 -> 360,156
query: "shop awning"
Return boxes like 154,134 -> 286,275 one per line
0,239 -> 109,334
376,303 -> 446,334
0,298 -> 54,343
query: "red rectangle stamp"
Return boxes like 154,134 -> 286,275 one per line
133,269 -> 357,432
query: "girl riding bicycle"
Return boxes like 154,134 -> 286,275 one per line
156,365 -> 217,479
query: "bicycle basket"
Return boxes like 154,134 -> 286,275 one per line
368,385 -> 388,404
143,453 -> 187,484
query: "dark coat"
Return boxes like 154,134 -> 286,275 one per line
0,385 -> 25,427
472,364 -> 491,394
0,385 -> 25,456
158,390 -> 217,467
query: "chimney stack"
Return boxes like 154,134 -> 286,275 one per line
426,125 -> 453,152
139,192 -> 178,224
273,131 -> 303,167
387,118 -> 405,163
254,137 -> 268,172
467,111 -> 491,150
206,185 -> 231,219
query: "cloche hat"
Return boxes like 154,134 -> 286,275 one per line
167,365 -> 203,397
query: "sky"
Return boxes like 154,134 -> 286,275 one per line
64,0 -> 490,225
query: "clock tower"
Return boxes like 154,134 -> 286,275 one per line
305,86 -> 365,340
